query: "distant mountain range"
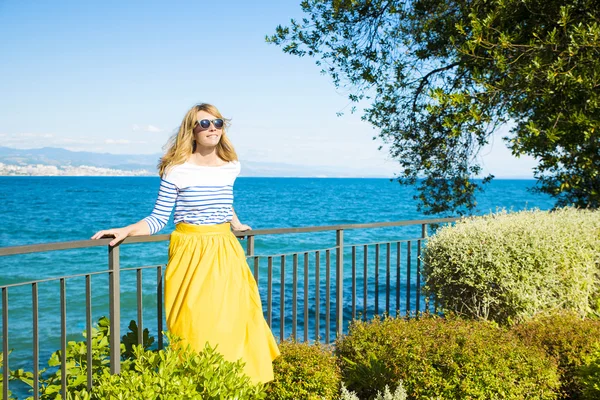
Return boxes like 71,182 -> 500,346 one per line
0,146 -> 392,178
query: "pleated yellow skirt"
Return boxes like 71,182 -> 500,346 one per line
165,222 -> 280,384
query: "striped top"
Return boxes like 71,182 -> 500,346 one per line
143,161 -> 241,234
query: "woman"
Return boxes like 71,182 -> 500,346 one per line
91,103 -> 280,383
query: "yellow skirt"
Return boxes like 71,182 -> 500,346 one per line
165,222 -> 280,384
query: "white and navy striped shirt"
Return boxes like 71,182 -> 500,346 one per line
143,161 -> 241,234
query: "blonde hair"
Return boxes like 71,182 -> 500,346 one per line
158,103 -> 238,176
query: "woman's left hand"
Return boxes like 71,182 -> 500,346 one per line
232,223 -> 252,231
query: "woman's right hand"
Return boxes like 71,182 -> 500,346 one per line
91,227 -> 132,247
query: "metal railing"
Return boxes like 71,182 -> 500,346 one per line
0,217 -> 457,399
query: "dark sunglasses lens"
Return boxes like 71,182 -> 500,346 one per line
199,119 -> 210,129
214,119 -> 224,129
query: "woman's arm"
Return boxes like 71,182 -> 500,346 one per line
91,220 -> 151,247
91,178 -> 177,246
231,207 -> 251,231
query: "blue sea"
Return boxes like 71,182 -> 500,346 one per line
0,176 -> 554,397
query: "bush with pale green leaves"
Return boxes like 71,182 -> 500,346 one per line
340,382 -> 407,400
423,208 -> 600,325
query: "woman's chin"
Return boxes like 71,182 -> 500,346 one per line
197,141 -> 220,149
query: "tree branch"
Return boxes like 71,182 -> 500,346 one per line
412,62 -> 461,112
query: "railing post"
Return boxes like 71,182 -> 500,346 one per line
2,287 -> 8,400
422,223 -> 430,313
108,245 -> 121,374
32,283 -> 39,400
336,229 -> 344,337
60,279 -> 67,396
157,266 -> 164,350
246,235 -> 255,257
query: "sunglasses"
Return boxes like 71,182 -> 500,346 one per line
196,119 -> 224,129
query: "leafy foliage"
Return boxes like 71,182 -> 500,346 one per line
578,346 -> 600,400
422,208 -> 600,324
86,337 -> 265,400
267,340 -> 341,400
340,382 -> 407,400
10,317 -> 262,400
120,319 -> 154,360
336,315 -> 561,399
10,316 -> 115,399
1,351 -> 14,399
267,0 -> 600,214
513,312 -> 600,399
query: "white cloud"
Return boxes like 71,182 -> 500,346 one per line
146,125 -> 162,133
131,124 -> 163,133
1,132 -> 88,147
63,146 -> 105,152
2,132 -> 54,139
60,138 -> 96,144
1,131 -> 162,154
105,139 -> 148,145
105,139 -> 132,144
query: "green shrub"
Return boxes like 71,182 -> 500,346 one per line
423,208 -> 600,324
336,315 -> 561,400
512,312 -> 600,399
83,336 -> 265,400
120,319 -> 155,359
340,382 -> 407,400
1,352 -> 14,399
11,317 -> 261,400
579,346 -> 600,400
266,340 -> 341,400
11,316 -> 117,399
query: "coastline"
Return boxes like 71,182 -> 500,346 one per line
0,162 -> 153,176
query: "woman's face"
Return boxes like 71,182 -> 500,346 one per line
193,110 -> 223,149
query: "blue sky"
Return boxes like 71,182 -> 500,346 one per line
0,0 -> 537,177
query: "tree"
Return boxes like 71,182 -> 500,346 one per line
267,0 -> 600,215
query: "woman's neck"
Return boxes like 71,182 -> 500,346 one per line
188,148 -> 224,166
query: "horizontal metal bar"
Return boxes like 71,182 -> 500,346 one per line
0,218 -> 458,256
0,234 -> 171,256
1,269 -> 112,289
245,247 -> 339,259
346,237 -> 428,248
120,265 -> 164,272
1,264 -> 164,289
233,218 -> 457,237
